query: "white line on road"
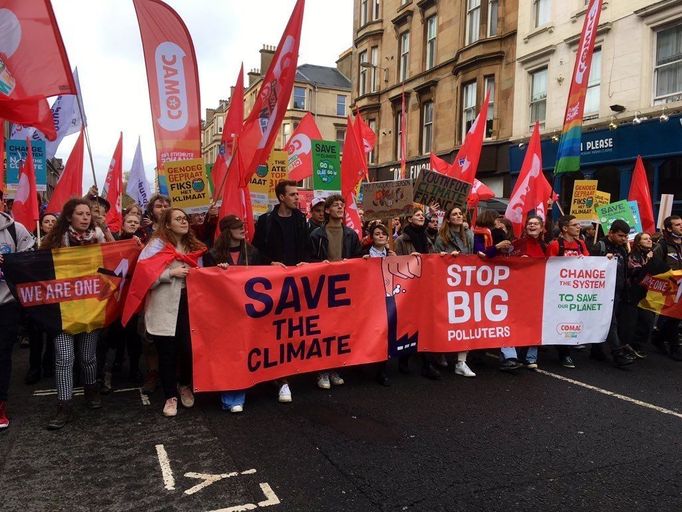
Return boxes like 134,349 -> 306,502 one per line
155,444 -> 176,491
139,389 -> 151,406
184,469 -> 258,495
33,387 -> 141,397
485,352 -> 682,420
257,483 -> 281,507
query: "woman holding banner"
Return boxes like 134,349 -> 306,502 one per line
41,199 -> 107,430
134,208 -> 206,418
204,215 -> 263,413
394,208 -> 441,380
435,207 -> 476,378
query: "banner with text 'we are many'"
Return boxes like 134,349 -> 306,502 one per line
2,240 -> 141,335
188,255 -> 616,391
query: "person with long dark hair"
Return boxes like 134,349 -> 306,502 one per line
135,208 -> 206,417
204,215 -> 263,412
41,198 -> 107,430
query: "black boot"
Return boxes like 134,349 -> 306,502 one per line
84,384 -> 102,409
612,348 -> 635,367
421,362 -> 441,381
47,400 -> 73,430
669,344 -> 682,362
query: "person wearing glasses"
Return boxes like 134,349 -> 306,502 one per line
137,208 -> 207,417
547,215 -> 590,368
435,206 -> 476,377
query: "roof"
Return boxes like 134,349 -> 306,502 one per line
295,64 -> 351,90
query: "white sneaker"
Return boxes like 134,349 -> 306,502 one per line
317,373 -> 331,389
455,361 -> 476,378
178,385 -> 194,408
278,384 -> 292,403
330,372 -> 344,386
163,397 -> 178,417
230,405 -> 243,413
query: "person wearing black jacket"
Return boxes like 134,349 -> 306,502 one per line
307,197 -> 326,235
309,194 -> 361,389
253,180 -> 311,266
590,219 -> 637,367
652,215 -> 682,360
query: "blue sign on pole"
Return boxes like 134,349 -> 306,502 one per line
5,139 -> 47,192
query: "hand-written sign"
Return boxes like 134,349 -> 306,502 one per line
412,169 -> 471,211
570,180 -> 598,221
360,180 -> 414,221
166,158 -> 211,213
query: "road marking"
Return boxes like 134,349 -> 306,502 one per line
32,386 -> 141,397
155,444 -> 176,491
209,483 -> 281,512
184,469 -> 257,495
139,389 -> 151,406
485,352 -> 682,420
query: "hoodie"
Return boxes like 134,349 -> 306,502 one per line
0,212 -> 35,305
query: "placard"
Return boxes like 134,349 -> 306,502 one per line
595,200 -> 636,233
360,179 -> 414,221
5,139 -> 47,192
412,169 -> 471,212
165,158 -> 211,213
657,194 -> 674,230
570,180 -> 598,221
312,140 -> 341,195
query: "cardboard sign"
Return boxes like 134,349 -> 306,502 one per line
595,200 -> 636,233
628,200 -> 643,238
188,255 -> 616,391
570,180 -> 598,221
360,179 -> 414,221
657,194 -> 674,230
267,150 -> 289,206
412,169 -> 471,212
593,190 -> 611,208
5,139 -> 47,192
165,158 -> 211,213
312,140 -> 341,195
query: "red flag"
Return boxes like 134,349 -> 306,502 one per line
216,144 -> 255,241
449,90 -> 490,183
505,122 -> 543,238
341,117 -> 367,198
468,179 -> 496,206
430,153 -> 450,174
103,133 -> 123,232
344,191 -> 362,239
212,64 -> 245,199
532,170 -> 553,221
400,91 -> 407,178
239,0 -> 305,184
122,238 -> 204,326
11,139 -> 38,230
133,0 -> 202,171
628,155 -> 655,234
354,113 -> 376,154
0,1 -> 75,138
286,112 -> 322,181
46,129 -> 84,214
0,96 -> 56,140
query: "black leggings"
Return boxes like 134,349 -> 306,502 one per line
148,292 -> 192,400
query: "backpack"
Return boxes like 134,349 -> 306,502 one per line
557,237 -> 588,256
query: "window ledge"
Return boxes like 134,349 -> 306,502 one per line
523,24 -> 555,44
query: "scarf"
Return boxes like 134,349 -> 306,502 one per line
403,223 -> 429,254
64,226 -> 99,247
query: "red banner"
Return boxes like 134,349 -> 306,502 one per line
133,0 -> 202,170
188,256 -> 616,391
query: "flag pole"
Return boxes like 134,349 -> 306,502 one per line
36,220 -> 41,241
73,82 -> 98,189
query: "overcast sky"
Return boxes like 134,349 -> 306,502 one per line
49,0 -> 353,191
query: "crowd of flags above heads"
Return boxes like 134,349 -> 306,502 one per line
0,0 -> 655,240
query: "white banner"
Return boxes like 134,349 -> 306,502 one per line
126,137 -> 151,208
541,256 -> 616,345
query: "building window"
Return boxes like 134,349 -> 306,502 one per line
462,81 -> 477,137
372,0 -> 380,20
425,16 -> 437,70
293,86 -> 306,110
360,0 -> 368,26
395,110 -> 404,161
529,67 -> 547,128
466,0 -> 481,45
399,32 -> 410,82
337,95 -> 347,116
484,76 -> 495,138
654,24 -> 682,105
368,118 -> 377,164
282,123 -> 291,147
370,46 -> 379,92
488,0 -> 498,37
336,128 -> 346,145
533,0 -> 550,28
421,101 -> 433,154
585,48 -> 601,117
359,50 -> 368,96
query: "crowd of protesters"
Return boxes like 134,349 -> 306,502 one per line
0,179 -> 681,431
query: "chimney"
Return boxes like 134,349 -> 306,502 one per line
260,44 -> 276,75
248,68 -> 261,87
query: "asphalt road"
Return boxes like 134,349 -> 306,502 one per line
2,344 -> 682,512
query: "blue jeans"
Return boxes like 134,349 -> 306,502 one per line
500,346 -> 538,363
220,391 -> 246,409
